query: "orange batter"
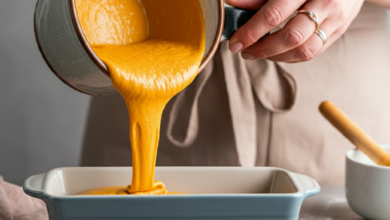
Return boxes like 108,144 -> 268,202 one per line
75,0 -> 205,195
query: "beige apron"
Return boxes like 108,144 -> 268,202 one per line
81,3 -> 390,185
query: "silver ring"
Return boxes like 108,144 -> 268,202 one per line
315,29 -> 327,45
298,10 -> 320,32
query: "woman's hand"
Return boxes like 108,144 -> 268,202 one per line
226,0 -> 365,63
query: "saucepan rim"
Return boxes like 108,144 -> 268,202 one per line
68,0 -> 225,76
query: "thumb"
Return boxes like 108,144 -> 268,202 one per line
225,0 -> 267,10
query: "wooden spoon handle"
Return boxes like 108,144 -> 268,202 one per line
319,101 -> 390,166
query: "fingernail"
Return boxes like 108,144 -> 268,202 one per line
230,42 -> 243,53
242,53 -> 255,60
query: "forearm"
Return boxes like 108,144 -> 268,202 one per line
366,0 -> 390,9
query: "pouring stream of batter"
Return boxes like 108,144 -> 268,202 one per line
76,0 -> 205,195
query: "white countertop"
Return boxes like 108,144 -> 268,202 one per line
300,186 -> 363,220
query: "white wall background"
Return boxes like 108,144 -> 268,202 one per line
0,1 -> 389,184
0,0 -> 90,183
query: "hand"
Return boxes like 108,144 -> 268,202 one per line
226,0 -> 365,63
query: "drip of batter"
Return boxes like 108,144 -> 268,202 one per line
76,0 -> 205,195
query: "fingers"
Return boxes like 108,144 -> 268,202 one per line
229,0 -> 306,53
232,0 -> 364,63
267,31 -> 324,63
239,0 -> 330,60
267,21 -> 333,63
225,0 -> 267,10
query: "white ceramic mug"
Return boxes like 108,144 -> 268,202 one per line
346,145 -> 390,219
34,0 -> 257,96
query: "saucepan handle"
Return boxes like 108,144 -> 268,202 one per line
292,173 -> 321,198
221,4 -> 257,41
23,174 -> 45,199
